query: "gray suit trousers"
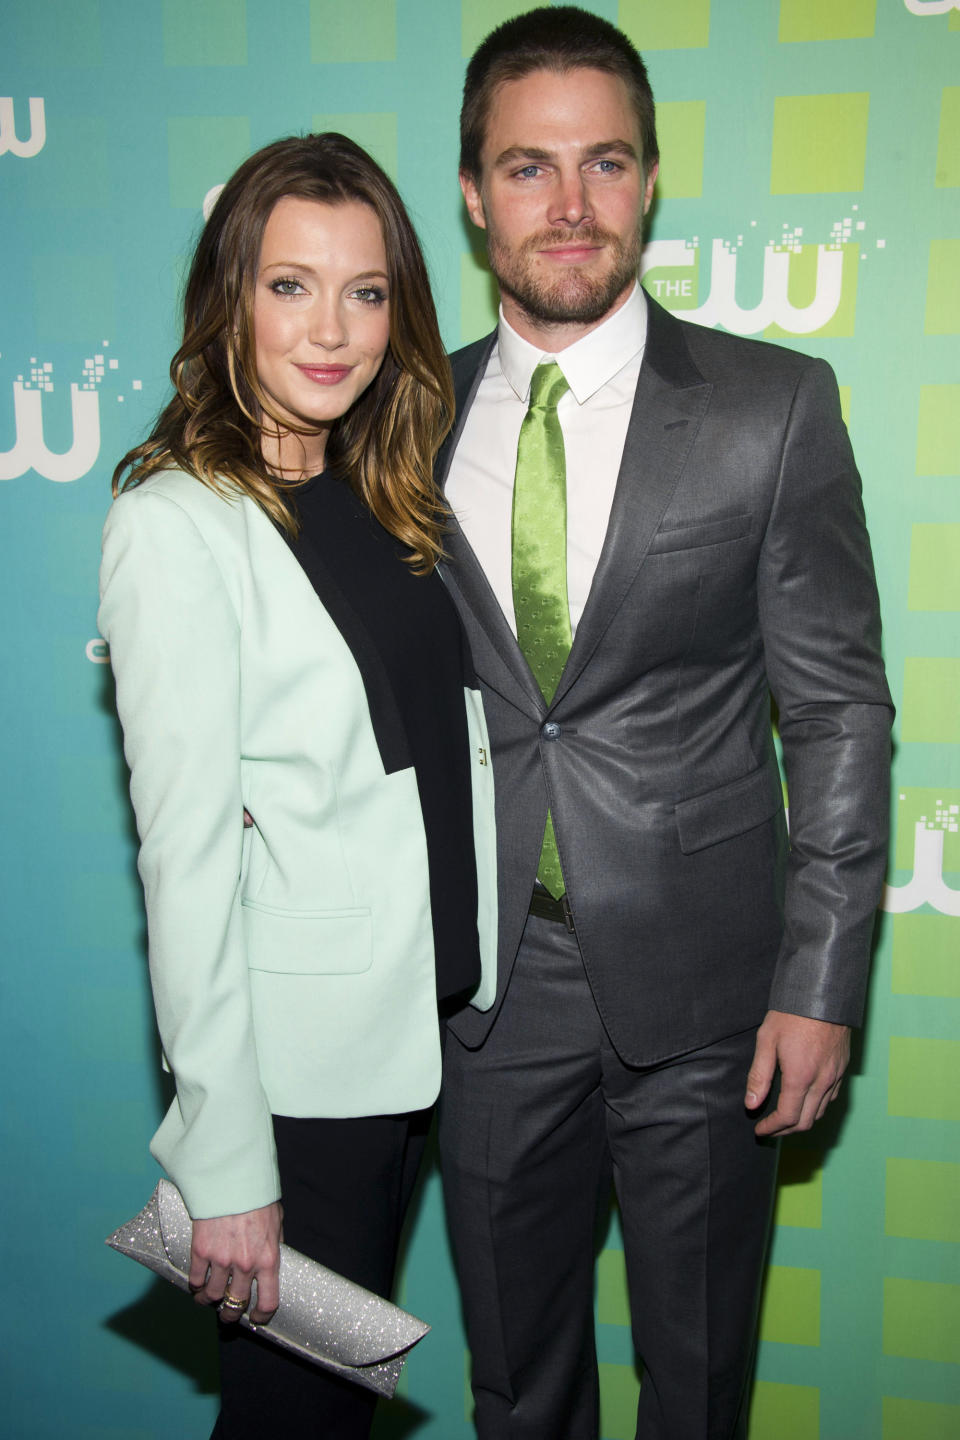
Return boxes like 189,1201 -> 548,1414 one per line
440,915 -> 780,1440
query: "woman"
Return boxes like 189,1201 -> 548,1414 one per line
99,133 -> 496,1438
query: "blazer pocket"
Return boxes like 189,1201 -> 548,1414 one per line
648,513 -> 752,556
242,900 -> 373,975
675,765 -> 783,855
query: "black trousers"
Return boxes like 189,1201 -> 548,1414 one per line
439,915 -> 780,1440
211,1107 -> 431,1440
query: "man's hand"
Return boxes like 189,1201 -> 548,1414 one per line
745,1010 -> 850,1138
189,1201 -> 283,1324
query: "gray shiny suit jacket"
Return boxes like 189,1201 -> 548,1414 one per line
438,294 -> 893,1067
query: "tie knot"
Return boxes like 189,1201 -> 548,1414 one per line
528,361 -> 569,413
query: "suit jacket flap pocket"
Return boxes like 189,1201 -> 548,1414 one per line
675,765 -> 783,855
648,512 -> 752,555
243,901 -> 373,974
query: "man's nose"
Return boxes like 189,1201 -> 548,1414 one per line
548,170 -> 593,227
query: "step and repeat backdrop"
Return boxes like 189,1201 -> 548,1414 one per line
1,2 -> 957,1437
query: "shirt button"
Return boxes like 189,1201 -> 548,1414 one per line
542,722 -> 562,741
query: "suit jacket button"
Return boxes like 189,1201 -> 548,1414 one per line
542,722 -> 561,741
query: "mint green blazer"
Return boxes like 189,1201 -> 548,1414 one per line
99,470 -> 497,1219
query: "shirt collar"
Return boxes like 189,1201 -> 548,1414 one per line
497,282 -> 648,405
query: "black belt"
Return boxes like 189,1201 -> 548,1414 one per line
528,888 -> 575,933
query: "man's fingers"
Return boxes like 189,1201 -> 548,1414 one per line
798,1085 -> 825,1133
753,1078 -> 804,1136
814,1076 -> 843,1123
750,1012 -> 851,1135
755,1074 -> 843,1137
744,1027 -> 777,1110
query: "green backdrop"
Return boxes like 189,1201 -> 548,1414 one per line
1,2 -> 957,1437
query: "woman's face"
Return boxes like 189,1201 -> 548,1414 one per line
252,195 -> 391,475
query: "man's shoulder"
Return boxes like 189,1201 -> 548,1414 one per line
662,305 -> 826,385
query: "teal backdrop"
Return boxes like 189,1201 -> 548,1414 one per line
1,2 -> 958,1437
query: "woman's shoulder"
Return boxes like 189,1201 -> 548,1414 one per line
108,467 -> 261,542
124,466 -> 244,514
100,468 -> 289,619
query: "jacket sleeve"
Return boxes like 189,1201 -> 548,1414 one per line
757,359 -> 894,1026
99,487 -> 281,1218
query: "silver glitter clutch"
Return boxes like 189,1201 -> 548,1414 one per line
106,1179 -> 430,1397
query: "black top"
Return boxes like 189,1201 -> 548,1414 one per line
293,471 -> 480,1001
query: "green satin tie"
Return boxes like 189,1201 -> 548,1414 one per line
512,361 -> 571,899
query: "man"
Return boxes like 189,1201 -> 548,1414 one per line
437,8 -> 893,1440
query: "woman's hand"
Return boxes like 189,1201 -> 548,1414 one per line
189,1201 -> 283,1324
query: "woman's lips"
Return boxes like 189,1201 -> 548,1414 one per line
295,364 -> 354,385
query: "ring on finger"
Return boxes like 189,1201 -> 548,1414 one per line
220,1291 -> 247,1312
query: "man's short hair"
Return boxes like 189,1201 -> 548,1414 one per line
460,4 -> 659,181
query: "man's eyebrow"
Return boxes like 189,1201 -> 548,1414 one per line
492,145 -> 553,168
492,140 -> 639,169
583,139 -> 639,160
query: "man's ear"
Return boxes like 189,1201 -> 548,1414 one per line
460,170 -> 487,230
643,161 -> 659,217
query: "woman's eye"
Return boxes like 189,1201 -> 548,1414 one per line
270,278 -> 306,297
352,286 -> 388,305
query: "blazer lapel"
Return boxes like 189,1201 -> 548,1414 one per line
551,297 -> 713,708
284,525 -> 414,774
439,334 -> 545,715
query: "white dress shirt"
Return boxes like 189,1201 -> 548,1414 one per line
446,283 -> 648,638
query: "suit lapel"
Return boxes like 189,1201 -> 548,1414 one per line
440,299 -> 712,715
435,332 -> 496,494
551,297 -> 712,708
439,334 -> 546,714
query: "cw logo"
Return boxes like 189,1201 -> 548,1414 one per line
883,793 -> 960,916
640,238 -> 847,336
0,380 -> 100,482
904,0 -> 960,14
0,97 -> 46,158
86,639 -> 110,664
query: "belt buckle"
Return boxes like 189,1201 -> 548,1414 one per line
560,895 -> 575,933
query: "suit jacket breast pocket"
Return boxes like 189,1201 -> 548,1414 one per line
647,512 -> 752,558
242,900 -> 373,974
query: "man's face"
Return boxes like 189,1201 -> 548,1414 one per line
461,67 -> 657,340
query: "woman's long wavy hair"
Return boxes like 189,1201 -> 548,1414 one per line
113,133 -> 454,571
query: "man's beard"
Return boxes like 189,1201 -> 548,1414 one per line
486,222 -> 641,328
